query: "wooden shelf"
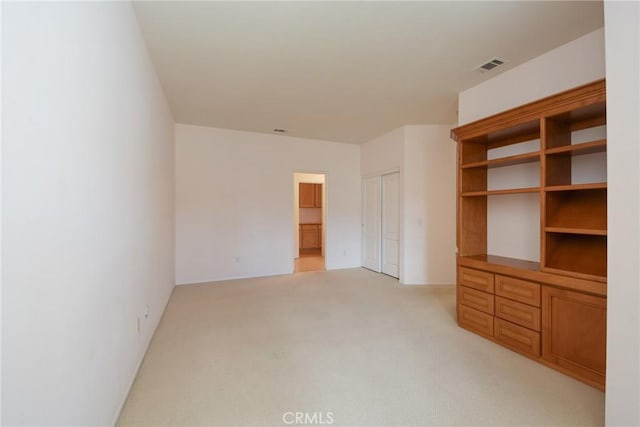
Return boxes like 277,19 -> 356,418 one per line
459,254 -> 540,272
545,183 -> 607,192
462,151 -> 540,169
541,266 -> 607,284
545,139 -> 606,156
545,227 -> 606,236
461,187 -> 540,197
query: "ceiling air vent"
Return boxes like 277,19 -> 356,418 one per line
476,57 -> 508,72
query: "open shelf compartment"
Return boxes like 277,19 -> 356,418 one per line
545,188 -> 606,234
544,232 -> 607,279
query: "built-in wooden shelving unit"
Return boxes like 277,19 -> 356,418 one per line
450,79 -> 607,390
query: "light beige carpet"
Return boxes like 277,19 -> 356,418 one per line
117,268 -> 604,426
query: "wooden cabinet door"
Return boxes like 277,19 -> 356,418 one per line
314,184 -> 322,207
299,183 -> 315,208
541,286 -> 606,388
300,225 -> 319,249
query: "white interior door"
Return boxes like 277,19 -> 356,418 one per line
362,176 -> 381,272
382,173 -> 400,278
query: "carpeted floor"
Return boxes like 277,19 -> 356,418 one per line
117,268 -> 604,426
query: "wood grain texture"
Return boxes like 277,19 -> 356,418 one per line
458,255 -> 607,295
541,286 -> 606,388
299,183 -> 315,208
545,189 -> 607,233
544,233 -> 607,279
314,183 -> 322,208
300,224 -> 320,249
458,286 -> 494,315
459,267 -> 494,293
458,305 -> 494,338
495,296 -> 541,331
494,318 -> 541,357
495,275 -> 541,307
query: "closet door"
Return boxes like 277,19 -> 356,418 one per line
362,177 -> 381,272
381,173 -> 400,278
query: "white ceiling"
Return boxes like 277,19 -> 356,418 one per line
133,1 -> 604,144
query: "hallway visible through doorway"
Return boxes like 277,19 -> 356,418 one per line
294,172 -> 326,273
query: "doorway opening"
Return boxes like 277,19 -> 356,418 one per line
293,172 -> 326,273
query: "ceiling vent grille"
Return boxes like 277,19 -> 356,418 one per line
476,57 -> 508,72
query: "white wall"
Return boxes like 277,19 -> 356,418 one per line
175,124 -> 360,284
604,1 -> 640,425
458,28 -> 606,125
360,125 -> 456,285
2,3 -> 175,426
403,126 -> 456,284
0,0 -> 4,422
360,127 -> 404,177
457,28 -> 605,262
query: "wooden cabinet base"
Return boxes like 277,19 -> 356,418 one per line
457,260 -> 606,390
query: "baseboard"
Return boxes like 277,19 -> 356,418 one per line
401,281 -> 456,286
111,284 -> 176,426
176,271 -> 289,286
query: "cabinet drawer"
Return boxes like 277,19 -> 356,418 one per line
458,305 -> 494,338
458,286 -> 494,315
495,296 -> 541,331
459,267 -> 494,293
495,274 -> 540,306
494,318 -> 540,357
